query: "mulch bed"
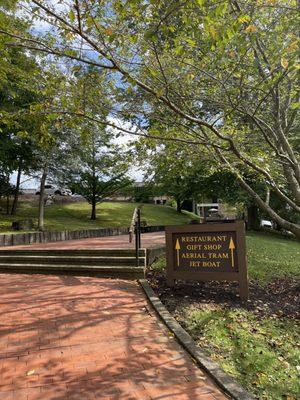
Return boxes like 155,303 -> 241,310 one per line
147,270 -> 300,320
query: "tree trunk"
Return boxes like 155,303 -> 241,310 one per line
216,150 -> 300,240
176,198 -> 182,213
90,198 -> 96,220
10,159 -> 22,215
90,160 -> 97,220
5,175 -> 10,215
38,167 -> 48,231
283,163 -> 300,206
236,173 -> 300,241
6,195 -> 10,215
247,204 -> 260,230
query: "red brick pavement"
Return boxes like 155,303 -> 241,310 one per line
0,274 -> 228,400
2,232 -> 165,250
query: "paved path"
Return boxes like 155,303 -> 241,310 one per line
0,273 -> 227,400
1,232 -> 165,250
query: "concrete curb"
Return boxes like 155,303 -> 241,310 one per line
139,279 -> 255,400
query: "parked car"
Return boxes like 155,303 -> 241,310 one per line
281,229 -> 295,237
61,188 -> 72,196
260,219 -> 273,228
35,185 -> 71,196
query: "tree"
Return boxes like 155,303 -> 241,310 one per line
131,183 -> 156,204
138,136 -> 214,212
73,172 -> 131,221
0,173 -> 14,214
194,169 -> 267,229
9,138 -> 36,215
33,117 -> 81,231
0,2 -> 43,215
64,122 -> 131,220
1,1 -> 299,238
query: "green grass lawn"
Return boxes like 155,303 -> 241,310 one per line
246,232 -> 300,282
0,199 -> 198,233
151,233 -> 300,400
185,309 -> 299,400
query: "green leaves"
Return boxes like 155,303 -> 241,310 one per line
238,15 -> 251,24
68,9 -> 75,23
215,2 -> 228,17
1,0 -> 299,236
144,28 -> 157,41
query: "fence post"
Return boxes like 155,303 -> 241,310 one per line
135,208 -> 141,267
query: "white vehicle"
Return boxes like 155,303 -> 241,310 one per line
35,185 -> 72,196
61,188 -> 72,196
208,208 -> 219,213
260,219 -> 273,228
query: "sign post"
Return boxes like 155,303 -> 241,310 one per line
165,221 -> 248,300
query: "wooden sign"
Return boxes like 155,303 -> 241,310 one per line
165,221 -> 248,300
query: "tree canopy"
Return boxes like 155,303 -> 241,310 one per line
0,0 -> 299,237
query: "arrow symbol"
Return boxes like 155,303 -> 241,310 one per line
175,239 -> 181,267
229,237 -> 235,268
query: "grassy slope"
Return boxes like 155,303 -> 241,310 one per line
246,232 -> 300,282
0,200 -> 197,233
152,234 -> 300,400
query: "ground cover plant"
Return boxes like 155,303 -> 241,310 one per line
149,233 -> 300,400
0,198 -> 197,233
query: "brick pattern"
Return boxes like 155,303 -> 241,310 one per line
0,274 -> 227,399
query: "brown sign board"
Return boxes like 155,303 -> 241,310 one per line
165,221 -> 248,300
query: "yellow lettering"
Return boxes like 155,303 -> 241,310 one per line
203,244 -> 222,251
189,261 -> 202,267
180,235 -> 229,244
202,261 -> 220,268
186,244 -> 203,250
182,252 -> 207,259
208,252 -> 229,259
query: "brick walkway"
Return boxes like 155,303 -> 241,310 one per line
2,232 -> 165,250
0,274 -> 227,400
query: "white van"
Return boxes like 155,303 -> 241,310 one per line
260,219 -> 273,228
35,185 -> 71,196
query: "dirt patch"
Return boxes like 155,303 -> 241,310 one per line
147,270 -> 300,320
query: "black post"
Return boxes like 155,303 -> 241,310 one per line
137,208 -> 141,248
135,221 -> 139,267
135,209 -> 141,267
